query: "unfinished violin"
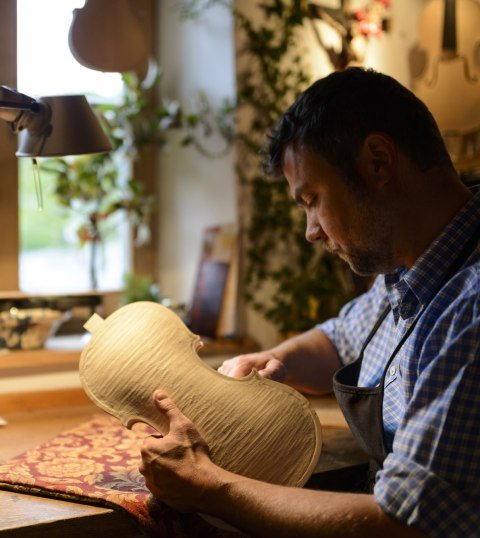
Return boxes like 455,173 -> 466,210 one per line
410,0 -> 480,133
68,0 -> 148,76
79,301 -> 322,487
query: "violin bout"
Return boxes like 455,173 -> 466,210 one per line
410,0 -> 480,134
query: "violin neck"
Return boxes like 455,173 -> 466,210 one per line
442,0 -> 457,58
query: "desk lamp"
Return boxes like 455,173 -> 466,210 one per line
0,85 -> 112,208
0,85 -> 112,157
0,86 -> 111,425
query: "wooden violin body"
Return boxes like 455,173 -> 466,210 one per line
68,0 -> 148,76
410,0 -> 480,134
79,302 -> 322,487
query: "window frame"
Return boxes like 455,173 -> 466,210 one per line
0,0 -> 19,290
0,0 -> 158,293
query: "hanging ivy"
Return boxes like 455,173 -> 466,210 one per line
233,1 -> 359,335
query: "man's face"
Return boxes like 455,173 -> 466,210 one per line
282,145 -> 395,276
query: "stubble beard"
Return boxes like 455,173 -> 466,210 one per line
336,200 -> 396,277
342,245 -> 395,276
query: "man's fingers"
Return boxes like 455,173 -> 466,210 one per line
152,391 -> 193,434
219,356 -> 286,381
218,356 -> 254,378
217,358 -> 235,376
148,433 -> 164,440
153,391 -> 180,419
226,364 -> 254,378
260,360 -> 287,382
153,390 -> 175,411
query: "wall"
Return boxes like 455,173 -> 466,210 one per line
304,1 -> 427,86
363,0 -> 427,85
0,1 -> 19,290
155,2 -> 237,307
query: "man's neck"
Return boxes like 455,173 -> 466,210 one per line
391,167 -> 472,269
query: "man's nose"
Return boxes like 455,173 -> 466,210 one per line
306,218 -> 325,243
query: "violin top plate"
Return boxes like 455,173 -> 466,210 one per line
79,301 -> 322,487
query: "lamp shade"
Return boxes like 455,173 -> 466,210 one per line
16,95 -> 112,158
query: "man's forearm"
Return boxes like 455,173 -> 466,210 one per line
269,328 -> 342,394
140,395 -> 426,538
203,471 -> 425,538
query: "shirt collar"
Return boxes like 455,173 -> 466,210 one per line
384,187 -> 480,320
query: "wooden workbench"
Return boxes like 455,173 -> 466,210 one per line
0,341 -> 366,536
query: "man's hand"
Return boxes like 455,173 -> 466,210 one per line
217,352 -> 287,381
138,394 -> 424,538
219,330 -> 342,395
139,391 -> 222,512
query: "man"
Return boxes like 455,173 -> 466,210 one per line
139,67 -> 480,537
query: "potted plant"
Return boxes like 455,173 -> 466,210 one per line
234,0 -> 367,335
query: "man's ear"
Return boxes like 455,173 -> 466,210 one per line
356,132 -> 397,187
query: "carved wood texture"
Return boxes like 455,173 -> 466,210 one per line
80,301 -> 322,487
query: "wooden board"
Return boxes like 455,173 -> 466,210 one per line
189,260 -> 229,338
0,491 -> 140,537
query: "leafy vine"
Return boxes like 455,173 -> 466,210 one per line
234,1 -> 359,335
41,64 -> 234,290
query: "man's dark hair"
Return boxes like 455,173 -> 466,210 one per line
263,67 -> 454,179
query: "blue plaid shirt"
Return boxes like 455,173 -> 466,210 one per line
318,188 -> 480,537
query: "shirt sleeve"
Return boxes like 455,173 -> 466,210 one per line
316,275 -> 388,366
374,288 -> 480,537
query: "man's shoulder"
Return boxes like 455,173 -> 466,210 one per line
439,255 -> 480,307
417,261 -> 480,364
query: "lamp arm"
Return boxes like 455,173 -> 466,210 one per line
0,85 -> 41,133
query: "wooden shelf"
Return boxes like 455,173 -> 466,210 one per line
0,335 -> 260,379
0,291 -> 102,310
197,336 -> 260,357
0,349 -> 80,378
0,337 -> 83,378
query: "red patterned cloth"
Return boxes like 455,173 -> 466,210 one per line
0,414 -> 241,537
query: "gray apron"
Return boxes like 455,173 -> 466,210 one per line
332,303 -> 395,489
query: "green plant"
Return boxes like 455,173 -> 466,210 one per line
98,67 -> 235,160
41,153 -> 155,290
175,0 -> 231,21
39,69 -> 177,290
95,68 -> 182,158
234,1 -> 360,334
120,273 -> 161,304
41,65 -> 233,290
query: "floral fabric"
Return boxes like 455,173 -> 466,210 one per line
0,414 -> 239,537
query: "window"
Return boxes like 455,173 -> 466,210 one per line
0,0 -> 156,294
17,0 -> 128,293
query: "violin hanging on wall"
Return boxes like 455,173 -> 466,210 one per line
410,0 -> 480,137
68,0 -> 149,77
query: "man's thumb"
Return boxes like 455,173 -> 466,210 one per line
152,390 -> 184,428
